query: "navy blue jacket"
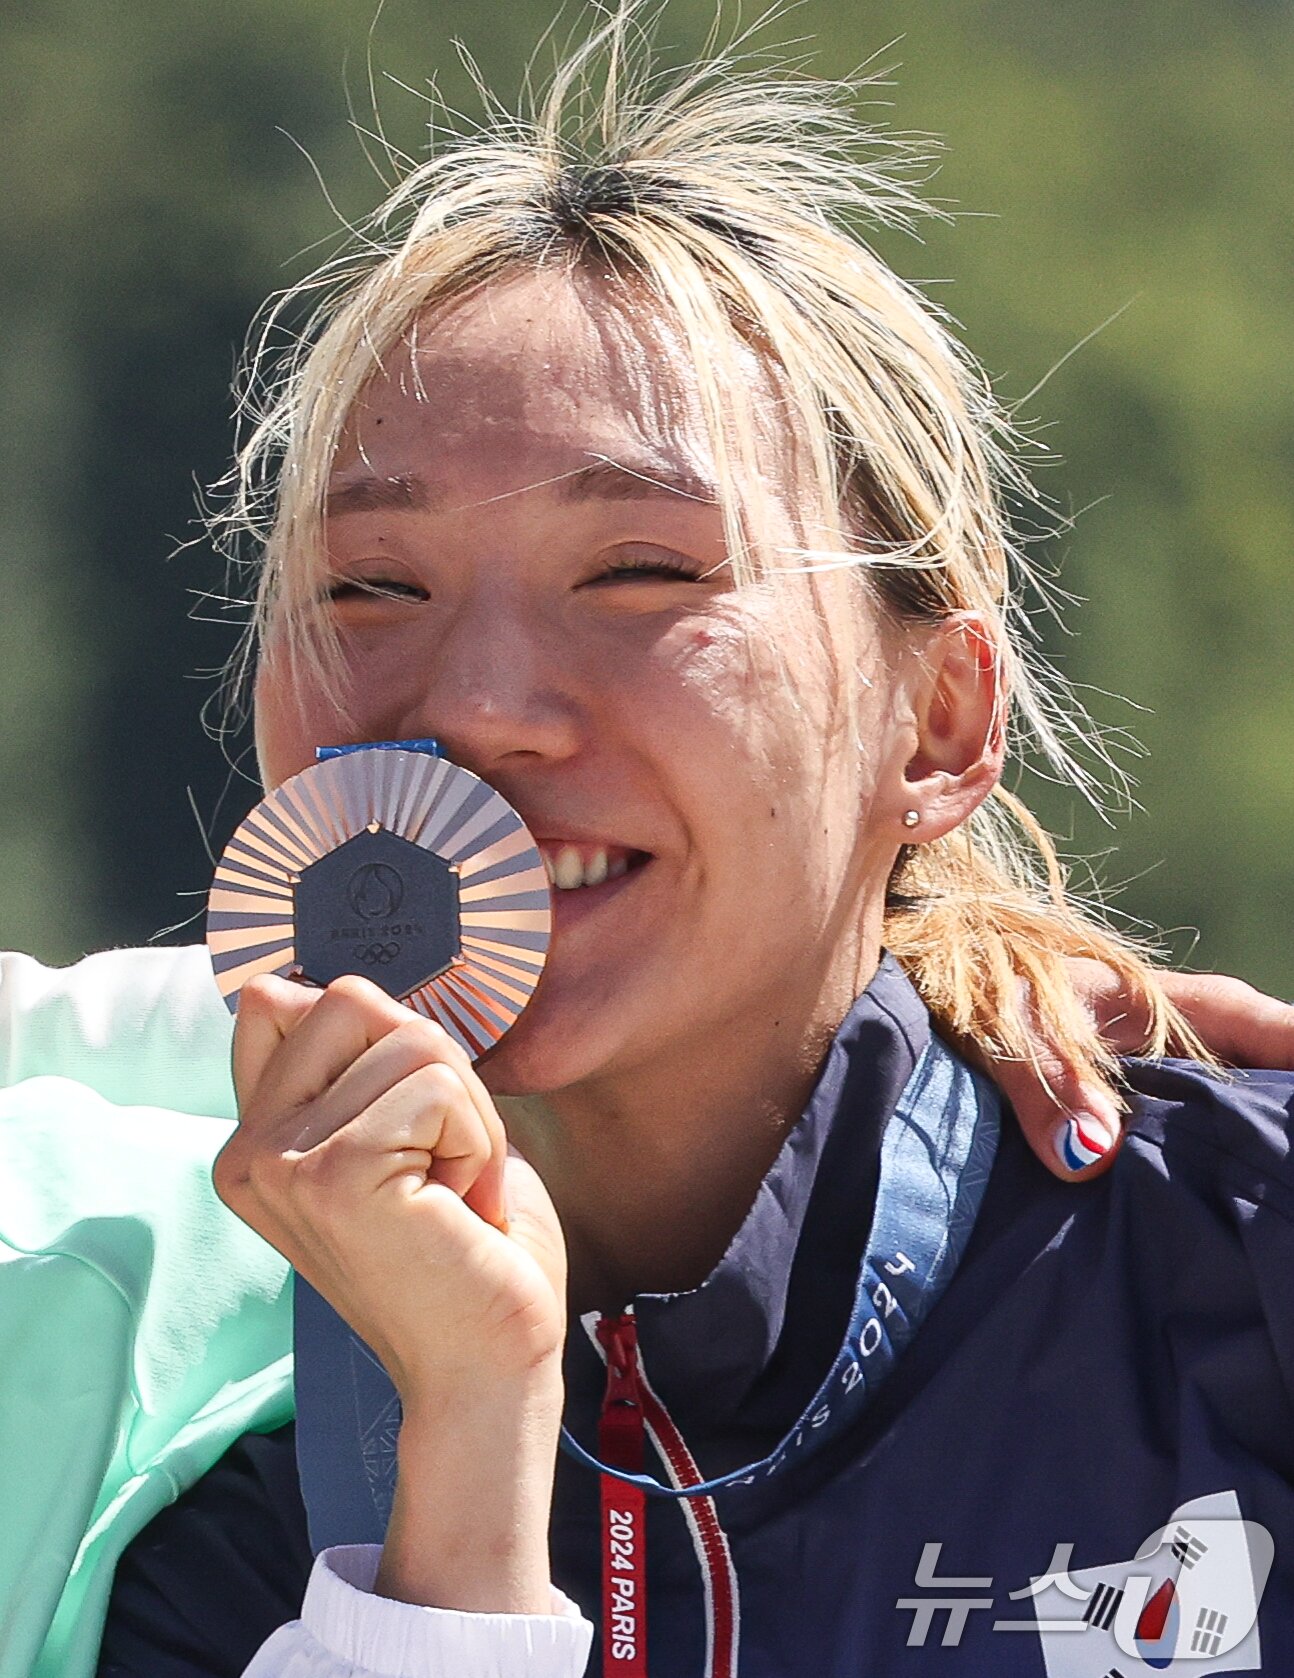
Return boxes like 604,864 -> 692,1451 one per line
102,956 -> 1294,1675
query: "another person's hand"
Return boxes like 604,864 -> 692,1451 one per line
214,973 -> 566,1613
991,963 -> 1294,1183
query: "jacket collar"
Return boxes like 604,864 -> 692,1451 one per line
566,954 -> 931,1446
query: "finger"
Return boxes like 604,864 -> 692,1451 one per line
289,1020 -> 477,1150
456,1083 -> 508,1232
401,1010 -> 511,1227
987,1047 -> 1124,1182
231,973 -> 326,1111
1070,957 -> 1155,1055
237,973 -> 423,1120
961,968 -> 1125,1181
460,1155 -> 507,1232
305,1060 -> 502,1218
297,1036 -> 509,1229
1160,973 -> 1294,1071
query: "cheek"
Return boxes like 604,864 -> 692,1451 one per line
687,601 -> 840,779
253,656 -> 352,789
649,611 -> 768,739
649,608 -> 842,831
254,613 -> 436,788
684,598 -> 898,895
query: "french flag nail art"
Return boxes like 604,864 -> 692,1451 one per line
1055,1113 -> 1115,1172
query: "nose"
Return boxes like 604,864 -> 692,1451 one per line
393,586 -> 583,776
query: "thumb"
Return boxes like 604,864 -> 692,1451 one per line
231,972 -> 326,1108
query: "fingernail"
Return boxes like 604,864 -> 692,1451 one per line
1053,1106 -> 1120,1173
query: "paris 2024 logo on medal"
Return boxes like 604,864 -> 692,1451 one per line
347,861 -> 403,921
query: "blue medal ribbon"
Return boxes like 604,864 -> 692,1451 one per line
559,1034 -> 999,1497
315,738 -> 444,761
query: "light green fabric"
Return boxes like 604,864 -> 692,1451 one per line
0,949 -> 294,1678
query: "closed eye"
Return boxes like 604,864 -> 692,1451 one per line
324,575 -> 430,603
591,548 -> 706,584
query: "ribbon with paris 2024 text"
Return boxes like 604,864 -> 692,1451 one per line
598,1315 -> 648,1677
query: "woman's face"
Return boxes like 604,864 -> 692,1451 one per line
255,269 -> 920,1096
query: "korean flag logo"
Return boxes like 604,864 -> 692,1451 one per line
1034,1490 -> 1273,1677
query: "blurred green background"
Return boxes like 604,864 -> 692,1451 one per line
1,0 -> 1290,993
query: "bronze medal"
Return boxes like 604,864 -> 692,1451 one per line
207,747 -> 550,1058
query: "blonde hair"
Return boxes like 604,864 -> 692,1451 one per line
218,7 -> 1204,1094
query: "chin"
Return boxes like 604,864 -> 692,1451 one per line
474,998 -> 624,1097
475,1038 -> 582,1099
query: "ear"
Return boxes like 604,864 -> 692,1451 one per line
899,613 -> 1005,842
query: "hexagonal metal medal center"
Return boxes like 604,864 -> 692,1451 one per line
293,825 -> 460,999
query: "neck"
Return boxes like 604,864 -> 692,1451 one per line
501,941 -> 882,1316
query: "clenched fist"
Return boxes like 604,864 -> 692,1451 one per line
213,971 -> 567,1405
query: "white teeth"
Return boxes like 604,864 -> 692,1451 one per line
540,845 -> 631,890
552,845 -> 585,891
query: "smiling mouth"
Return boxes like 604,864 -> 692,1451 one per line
536,842 -> 651,891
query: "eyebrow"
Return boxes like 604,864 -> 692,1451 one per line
325,457 -> 718,519
325,474 -> 429,518
553,459 -> 718,505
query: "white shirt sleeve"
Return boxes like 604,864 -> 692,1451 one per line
243,1547 -> 594,1678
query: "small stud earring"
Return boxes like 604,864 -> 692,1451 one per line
902,809 -> 921,830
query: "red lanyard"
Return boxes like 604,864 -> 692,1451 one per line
597,1313 -> 648,1677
